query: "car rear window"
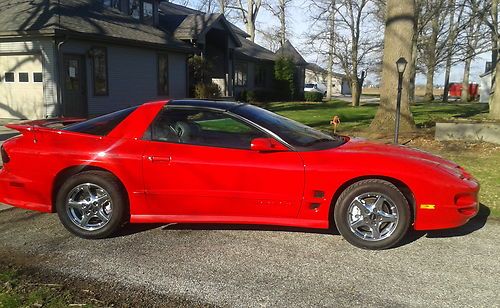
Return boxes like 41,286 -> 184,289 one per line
63,106 -> 137,136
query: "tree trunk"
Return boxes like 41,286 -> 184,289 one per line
326,3 -> 335,100
443,0 -> 458,103
489,0 -> 499,119
279,0 -> 286,46
351,77 -> 360,106
461,56 -> 472,102
371,0 -> 417,132
490,60 -> 500,119
424,17 -> 439,102
408,1 -> 419,106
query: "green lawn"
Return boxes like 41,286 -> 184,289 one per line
267,100 -> 489,132
265,100 -> 499,218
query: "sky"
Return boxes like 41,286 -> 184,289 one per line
178,0 -> 492,85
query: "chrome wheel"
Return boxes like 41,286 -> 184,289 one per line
65,183 -> 113,231
347,192 -> 399,241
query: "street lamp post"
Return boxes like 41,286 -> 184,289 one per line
394,57 -> 408,144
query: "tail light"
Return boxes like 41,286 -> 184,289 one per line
1,146 -> 10,164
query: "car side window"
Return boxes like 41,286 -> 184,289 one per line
145,108 -> 267,150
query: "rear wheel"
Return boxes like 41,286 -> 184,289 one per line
334,179 -> 410,250
55,171 -> 127,239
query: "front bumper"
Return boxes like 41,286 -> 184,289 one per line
413,178 -> 479,231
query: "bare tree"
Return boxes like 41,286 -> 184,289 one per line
458,0 -> 490,102
263,0 -> 293,46
304,0 -> 337,99
335,0 -> 382,107
370,0 -> 417,131
487,0 -> 499,118
442,0 -> 465,103
229,0 -> 263,41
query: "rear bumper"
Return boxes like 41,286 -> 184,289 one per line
0,168 -> 52,213
414,179 -> 479,231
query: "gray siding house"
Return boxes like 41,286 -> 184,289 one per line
0,0 -> 193,119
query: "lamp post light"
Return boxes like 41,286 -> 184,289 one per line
394,57 -> 407,144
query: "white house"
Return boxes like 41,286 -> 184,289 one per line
305,63 -> 351,95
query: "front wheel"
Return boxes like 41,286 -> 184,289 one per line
55,171 -> 128,239
334,179 -> 411,250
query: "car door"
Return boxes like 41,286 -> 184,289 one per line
142,106 -> 305,219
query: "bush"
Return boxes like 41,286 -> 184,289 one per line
304,91 -> 324,102
194,83 -> 221,99
274,57 -> 296,100
235,90 -> 247,102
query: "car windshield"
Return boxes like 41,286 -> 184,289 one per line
304,84 -> 315,88
63,106 -> 138,136
232,104 -> 346,150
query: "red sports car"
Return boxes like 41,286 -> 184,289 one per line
0,100 -> 479,249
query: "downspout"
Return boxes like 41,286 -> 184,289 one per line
56,36 -> 67,118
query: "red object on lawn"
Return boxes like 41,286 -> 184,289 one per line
448,83 -> 479,99
0,100 -> 480,250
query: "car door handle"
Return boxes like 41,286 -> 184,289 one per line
148,156 -> 171,163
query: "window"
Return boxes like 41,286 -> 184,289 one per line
255,65 -> 266,87
63,106 -> 138,136
158,54 -> 169,95
142,0 -> 154,25
146,108 -> 266,150
129,0 -> 140,19
19,72 -> 29,82
4,72 -> 14,82
234,62 -> 247,87
102,0 -> 120,8
91,47 -> 108,96
33,72 -> 43,83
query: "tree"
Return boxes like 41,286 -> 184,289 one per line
263,0 -> 293,47
442,0 -> 465,103
458,1 -> 487,102
306,0 -> 382,105
488,0 -> 499,118
370,0 -> 417,132
231,0 -> 263,41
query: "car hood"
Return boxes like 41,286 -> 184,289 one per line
336,138 -> 457,168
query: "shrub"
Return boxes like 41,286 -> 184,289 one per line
194,83 -> 221,99
304,91 -> 324,102
235,90 -> 247,102
274,57 -> 296,100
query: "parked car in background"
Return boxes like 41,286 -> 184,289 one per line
304,83 -> 327,95
0,100 -> 479,250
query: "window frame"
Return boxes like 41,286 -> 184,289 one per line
234,61 -> 248,87
157,53 -> 169,96
4,72 -> 15,82
33,72 -> 43,83
145,106 -> 271,150
18,72 -> 29,83
91,46 -> 109,96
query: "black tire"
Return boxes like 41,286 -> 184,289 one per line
333,179 -> 410,250
55,170 -> 128,239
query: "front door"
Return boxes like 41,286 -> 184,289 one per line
142,107 -> 305,218
62,54 -> 87,117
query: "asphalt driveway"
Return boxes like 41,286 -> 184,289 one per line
0,207 -> 498,307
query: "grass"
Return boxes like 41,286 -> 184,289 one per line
266,100 -> 489,133
265,100 -> 499,218
0,267 -> 97,308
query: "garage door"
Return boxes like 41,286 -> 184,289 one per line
0,54 -> 44,119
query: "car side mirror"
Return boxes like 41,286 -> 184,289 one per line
250,138 -> 288,152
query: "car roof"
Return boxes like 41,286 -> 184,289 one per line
168,99 -> 245,111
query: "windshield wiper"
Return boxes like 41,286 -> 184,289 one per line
303,138 -> 336,147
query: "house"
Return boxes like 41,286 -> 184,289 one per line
479,62 -> 494,103
305,63 -> 351,95
0,0 -> 197,119
0,0 -> 306,120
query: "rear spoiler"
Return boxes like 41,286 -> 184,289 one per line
5,118 -> 85,133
